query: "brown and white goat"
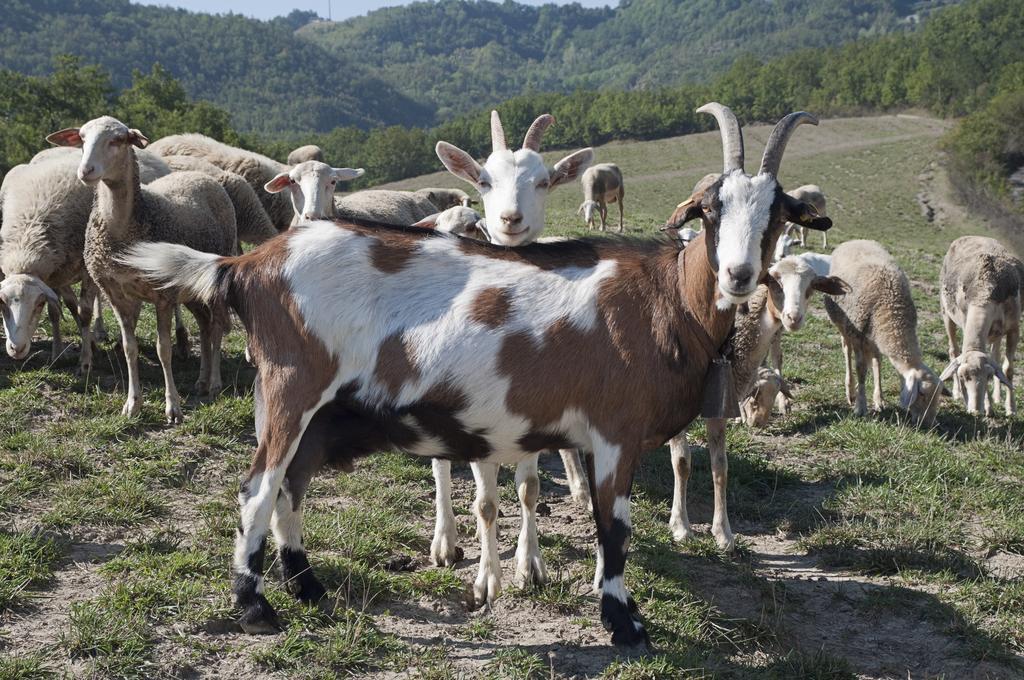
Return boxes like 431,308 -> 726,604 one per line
123,103 -> 830,647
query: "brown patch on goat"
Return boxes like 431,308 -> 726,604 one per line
373,332 -> 420,399
470,287 -> 513,328
370,239 -> 416,274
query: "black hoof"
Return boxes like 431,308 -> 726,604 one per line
238,593 -> 281,634
291,577 -> 327,604
611,620 -> 650,649
280,548 -> 326,604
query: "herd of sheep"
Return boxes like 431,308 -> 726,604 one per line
0,105 -> 1021,646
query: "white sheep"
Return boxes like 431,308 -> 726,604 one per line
577,163 -> 624,231
414,187 -> 476,211
740,368 -> 793,427
263,161 -> 365,225
938,235 -> 1023,415
148,133 -> 293,230
412,206 -> 488,239
286,144 -> 324,165
164,155 -> 279,246
823,239 -> 946,425
334,189 -> 438,226
786,184 -> 827,247
31,145 -> 172,184
48,116 -> 237,423
0,155 -> 98,372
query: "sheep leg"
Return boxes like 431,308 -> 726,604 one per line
559,448 -> 590,506
990,335 -> 1004,409
707,418 -> 735,551
799,225 -> 807,247
430,459 -> 463,567
174,305 -> 190,359
72,280 -> 96,376
513,454 -> 548,589
590,443 -> 648,648
871,352 -> 883,412
769,333 -> 791,414
154,302 -> 184,424
46,298 -> 64,362
668,431 -> 694,542
58,287 -> 82,328
821,227 -> 828,249
599,202 -> 608,231
842,336 -> 856,405
470,461 -> 501,608
92,295 -> 108,344
853,348 -> 868,417
617,193 -> 624,233
1003,329 -> 1017,415
109,297 -> 143,418
943,314 -> 962,402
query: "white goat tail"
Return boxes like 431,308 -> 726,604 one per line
119,242 -> 224,305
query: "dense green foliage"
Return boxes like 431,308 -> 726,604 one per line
1,0 -> 952,133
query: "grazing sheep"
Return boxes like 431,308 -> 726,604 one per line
823,239 -> 945,425
669,253 -> 846,543
164,155 -> 278,246
577,163 -> 624,231
414,187 -> 476,210
123,104 -> 830,646
334,189 -> 437,226
48,116 -> 237,423
741,368 -> 792,427
148,133 -> 293,230
263,161 -> 365,225
0,156 -> 98,371
938,235 -> 1023,415
286,144 -> 324,165
787,184 -> 827,247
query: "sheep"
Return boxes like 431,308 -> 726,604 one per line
938,235 -> 1023,415
577,163 -> 624,232
740,368 -> 792,427
286,144 -> 324,165
148,133 -> 293,230
335,189 -> 442,227
414,187 -> 476,211
412,206 -> 488,239
668,253 -> 847,544
0,155 -> 98,372
786,184 -> 827,247
773,224 -> 799,262
263,161 -> 365,225
48,116 -> 237,423
823,239 -> 945,425
123,104 -> 831,645
801,252 -> 832,277
31,145 -> 172,184
163,155 -> 278,246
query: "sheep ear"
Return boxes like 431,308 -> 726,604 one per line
783,194 -> 831,231
475,219 -> 491,242
989,358 -> 1012,388
899,375 -> 921,409
548,148 -> 593,189
941,384 -> 953,397
764,272 -> 785,308
939,358 -> 961,382
264,173 -> 293,194
36,279 -> 60,306
436,141 -> 483,186
127,129 -> 150,148
811,275 -> 850,296
412,213 -> 440,229
47,128 -> 83,148
333,167 -> 364,182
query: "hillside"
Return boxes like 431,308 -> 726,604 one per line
0,0 -> 957,133
2,115 -> 1023,678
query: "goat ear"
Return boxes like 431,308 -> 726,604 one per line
436,141 -> 483,186
783,194 -> 831,231
127,129 -> 150,148
989,358 -> 1012,388
333,167 -> 364,182
412,212 -> 440,229
939,358 -> 960,382
811,275 -> 850,296
664,196 -> 704,229
46,128 -> 83,148
264,173 -> 293,194
549,148 -> 594,189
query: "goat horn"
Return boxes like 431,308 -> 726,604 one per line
490,110 -> 507,153
696,102 -> 744,174
523,114 -> 555,152
758,111 -> 818,178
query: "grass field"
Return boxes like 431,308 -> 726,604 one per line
1,114 -> 1023,679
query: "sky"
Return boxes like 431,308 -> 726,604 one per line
134,1 -> 612,22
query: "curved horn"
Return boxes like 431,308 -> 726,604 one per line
523,114 -> 555,152
696,102 -> 744,173
759,111 -> 818,178
490,110 -> 507,153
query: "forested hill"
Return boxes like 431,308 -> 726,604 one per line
0,0 -> 957,134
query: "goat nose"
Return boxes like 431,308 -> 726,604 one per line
500,211 -> 523,226
726,264 -> 753,288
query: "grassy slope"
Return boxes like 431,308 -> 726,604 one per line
1,115 -> 1022,679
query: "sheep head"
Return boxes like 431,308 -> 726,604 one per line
264,161 -> 364,223
47,116 -> 149,185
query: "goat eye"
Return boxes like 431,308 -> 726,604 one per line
478,180 -> 491,190
537,180 -> 549,189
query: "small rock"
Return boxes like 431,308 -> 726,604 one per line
382,554 -> 415,572
537,502 -> 552,517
